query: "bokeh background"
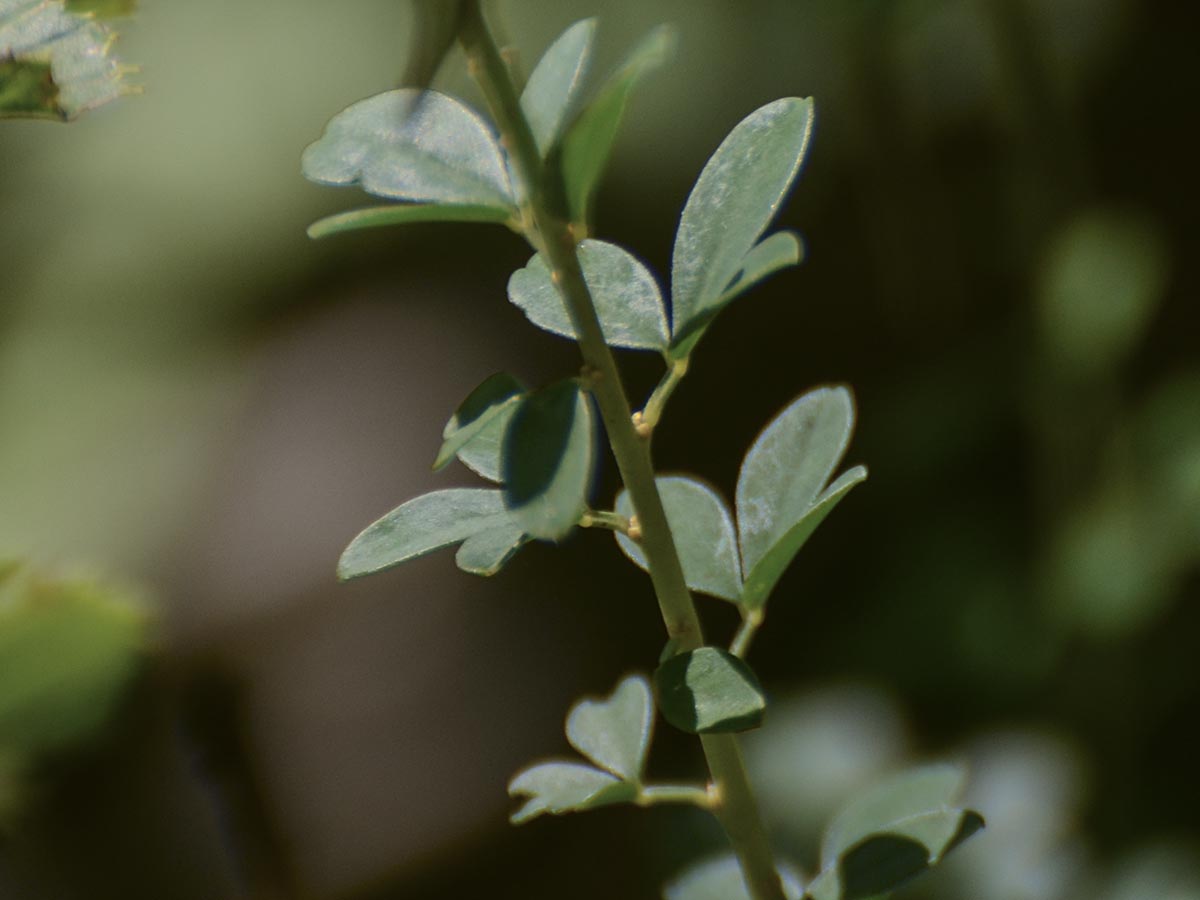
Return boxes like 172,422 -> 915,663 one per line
1,0 -> 1197,897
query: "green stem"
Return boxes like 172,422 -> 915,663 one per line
638,783 -> 714,809
579,508 -> 632,534
639,357 -> 690,432
458,7 -> 784,900
730,609 -> 764,659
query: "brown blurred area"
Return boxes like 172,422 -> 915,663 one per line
1,1 -> 1197,898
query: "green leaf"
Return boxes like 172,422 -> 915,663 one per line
655,647 -> 766,734
615,476 -> 742,602
803,764 -> 984,900
503,381 -> 595,541
521,18 -> 597,156
821,764 -> 968,865
302,89 -> 515,209
454,524 -> 527,577
1,0 -> 134,120
670,231 -> 804,359
0,565 -> 146,758
561,25 -> 675,224
805,811 -> 984,900
737,387 -> 865,610
671,98 -> 814,347
665,854 -> 805,900
435,373 -> 527,472
507,761 -> 635,824
508,239 -> 670,352
307,203 -> 514,240
565,674 -> 653,781
338,488 -> 521,580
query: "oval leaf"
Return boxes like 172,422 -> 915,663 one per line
670,230 -> 804,360
436,373 -> 527,472
338,488 -> 517,580
655,647 -> 766,734
565,674 -> 653,782
503,381 -> 595,541
508,761 -> 634,825
508,240 -> 670,352
665,854 -> 805,900
302,89 -> 515,209
736,387 -> 862,598
521,18 -> 597,156
561,25 -> 675,224
615,476 -> 742,602
671,98 -> 814,344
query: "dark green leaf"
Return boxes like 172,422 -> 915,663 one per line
435,373 -> 527,472
615,476 -> 742,602
565,674 -> 653,781
665,854 -> 805,900
737,387 -> 865,609
307,203 -> 514,240
302,89 -> 515,209
671,98 -> 814,346
338,488 -> 519,580
507,761 -> 635,824
454,524 -> 527,576
521,18 -> 596,156
561,25 -> 675,224
503,381 -> 595,541
655,647 -> 766,734
508,240 -> 670,352
670,231 -> 804,359
1,0 -> 133,120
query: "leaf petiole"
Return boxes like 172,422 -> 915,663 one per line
639,357 -> 690,433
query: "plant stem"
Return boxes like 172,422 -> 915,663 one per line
459,7 -> 785,899
730,609 -> 764,659
638,783 -> 714,809
579,508 -> 632,534
640,357 -> 689,432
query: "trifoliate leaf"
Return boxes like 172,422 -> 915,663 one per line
507,761 -> 634,824
435,372 -> 527,473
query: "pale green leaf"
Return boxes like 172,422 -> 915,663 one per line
307,203 -> 514,240
0,565 -> 146,758
454,524 -> 527,576
338,488 -> 519,580
737,387 -> 863,607
821,764 -> 968,867
435,373 -> 526,472
741,465 -> 867,610
670,231 -> 804,359
302,89 -> 515,209
565,674 -> 653,781
671,98 -> 814,344
665,854 -> 805,900
1,0 -> 134,120
508,239 -> 670,352
655,647 -> 765,734
503,381 -> 595,540
521,18 -> 596,156
561,25 -> 675,224
508,761 -> 635,824
615,476 -> 742,602
805,809 -> 984,900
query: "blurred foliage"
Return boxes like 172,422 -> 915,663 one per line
0,0 -> 1195,897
